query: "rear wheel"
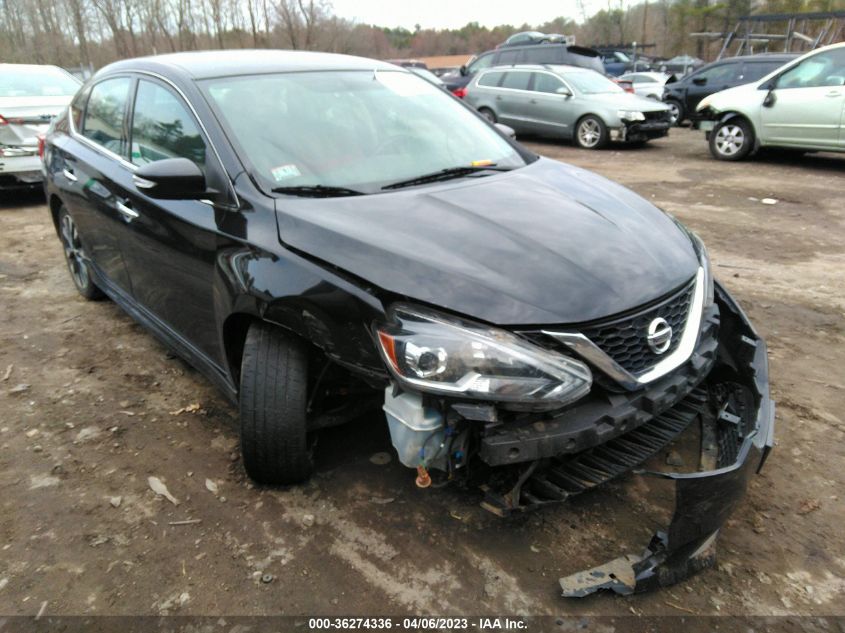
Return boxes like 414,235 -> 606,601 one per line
239,322 -> 313,485
58,206 -> 103,300
709,118 -> 754,161
478,107 -> 497,124
574,116 -> 608,150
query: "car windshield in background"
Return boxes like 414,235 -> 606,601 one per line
202,70 -> 526,195
0,68 -> 79,97
563,71 -> 624,94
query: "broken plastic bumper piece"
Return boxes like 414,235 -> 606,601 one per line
559,284 -> 774,597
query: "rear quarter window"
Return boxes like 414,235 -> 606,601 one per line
478,71 -> 505,87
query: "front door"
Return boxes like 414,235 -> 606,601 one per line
111,77 -> 235,366
525,71 -> 576,138
760,48 -> 845,149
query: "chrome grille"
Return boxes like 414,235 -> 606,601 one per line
579,278 -> 695,376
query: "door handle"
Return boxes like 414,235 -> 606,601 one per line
62,168 -> 77,182
529,98 -> 538,104
495,95 -> 503,101
115,200 -> 139,222
825,90 -> 841,97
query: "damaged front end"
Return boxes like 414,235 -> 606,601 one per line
557,283 -> 773,596
374,273 -> 772,596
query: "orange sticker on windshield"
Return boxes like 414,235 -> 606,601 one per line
471,159 -> 494,167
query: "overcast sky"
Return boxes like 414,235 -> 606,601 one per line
330,0 -> 632,30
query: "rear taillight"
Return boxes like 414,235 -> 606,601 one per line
452,87 -> 467,99
0,115 -> 8,126
38,134 -> 46,159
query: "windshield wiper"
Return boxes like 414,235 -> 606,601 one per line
272,184 -> 364,198
381,165 -> 512,190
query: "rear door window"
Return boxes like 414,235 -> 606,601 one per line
497,50 -> 521,66
500,71 -> 531,91
129,79 -> 206,167
82,77 -> 132,157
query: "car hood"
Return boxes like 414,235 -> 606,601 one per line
697,82 -> 761,112
274,158 -> 699,325
583,92 -> 670,111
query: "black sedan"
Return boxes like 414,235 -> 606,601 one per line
43,50 -> 773,596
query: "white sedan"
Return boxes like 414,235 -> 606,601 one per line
617,72 -> 675,100
0,64 -> 80,190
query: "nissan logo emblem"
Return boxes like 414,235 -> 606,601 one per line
646,317 -> 673,354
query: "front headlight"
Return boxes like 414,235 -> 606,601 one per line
617,110 -> 645,121
375,306 -> 592,406
691,233 -> 715,307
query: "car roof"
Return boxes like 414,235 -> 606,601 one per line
480,64 -> 592,74
97,50 -> 402,81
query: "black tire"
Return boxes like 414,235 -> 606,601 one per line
574,115 -> 609,150
665,99 -> 684,126
57,205 -> 104,300
478,107 -> 497,124
239,322 -> 313,485
709,117 -> 754,162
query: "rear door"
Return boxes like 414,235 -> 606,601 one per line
760,48 -> 845,149
58,75 -> 135,293
494,70 -> 534,129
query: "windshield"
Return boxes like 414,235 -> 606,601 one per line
0,67 -> 79,97
563,71 -> 624,94
203,70 -> 526,194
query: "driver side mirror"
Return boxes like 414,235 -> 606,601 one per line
460,65 -> 468,77
763,88 -> 777,108
556,86 -> 572,97
692,76 -> 707,86
133,157 -> 208,200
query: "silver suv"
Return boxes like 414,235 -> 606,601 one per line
465,64 -> 672,149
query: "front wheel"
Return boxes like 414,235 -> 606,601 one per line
574,116 -> 609,150
665,99 -> 684,126
709,118 -> 754,161
239,322 -> 313,485
58,206 -> 103,300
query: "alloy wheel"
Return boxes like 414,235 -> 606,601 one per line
714,124 -> 746,157
578,119 -> 601,148
60,213 -> 90,291
667,101 -> 681,124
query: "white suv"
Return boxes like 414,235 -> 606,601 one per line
696,42 -> 845,160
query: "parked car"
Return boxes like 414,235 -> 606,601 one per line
465,65 -> 672,148
0,63 -> 80,189
600,50 -> 634,77
657,54 -> 704,76
696,42 -> 845,160
618,71 -> 675,100
663,53 -> 798,125
441,43 -> 604,96
43,51 -> 773,595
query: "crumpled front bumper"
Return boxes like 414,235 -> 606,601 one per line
559,282 -> 774,597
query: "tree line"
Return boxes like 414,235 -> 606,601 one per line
1,0 -> 840,71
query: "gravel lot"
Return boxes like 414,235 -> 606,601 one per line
1,128 -> 843,618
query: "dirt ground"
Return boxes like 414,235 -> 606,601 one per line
1,128 -> 843,619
